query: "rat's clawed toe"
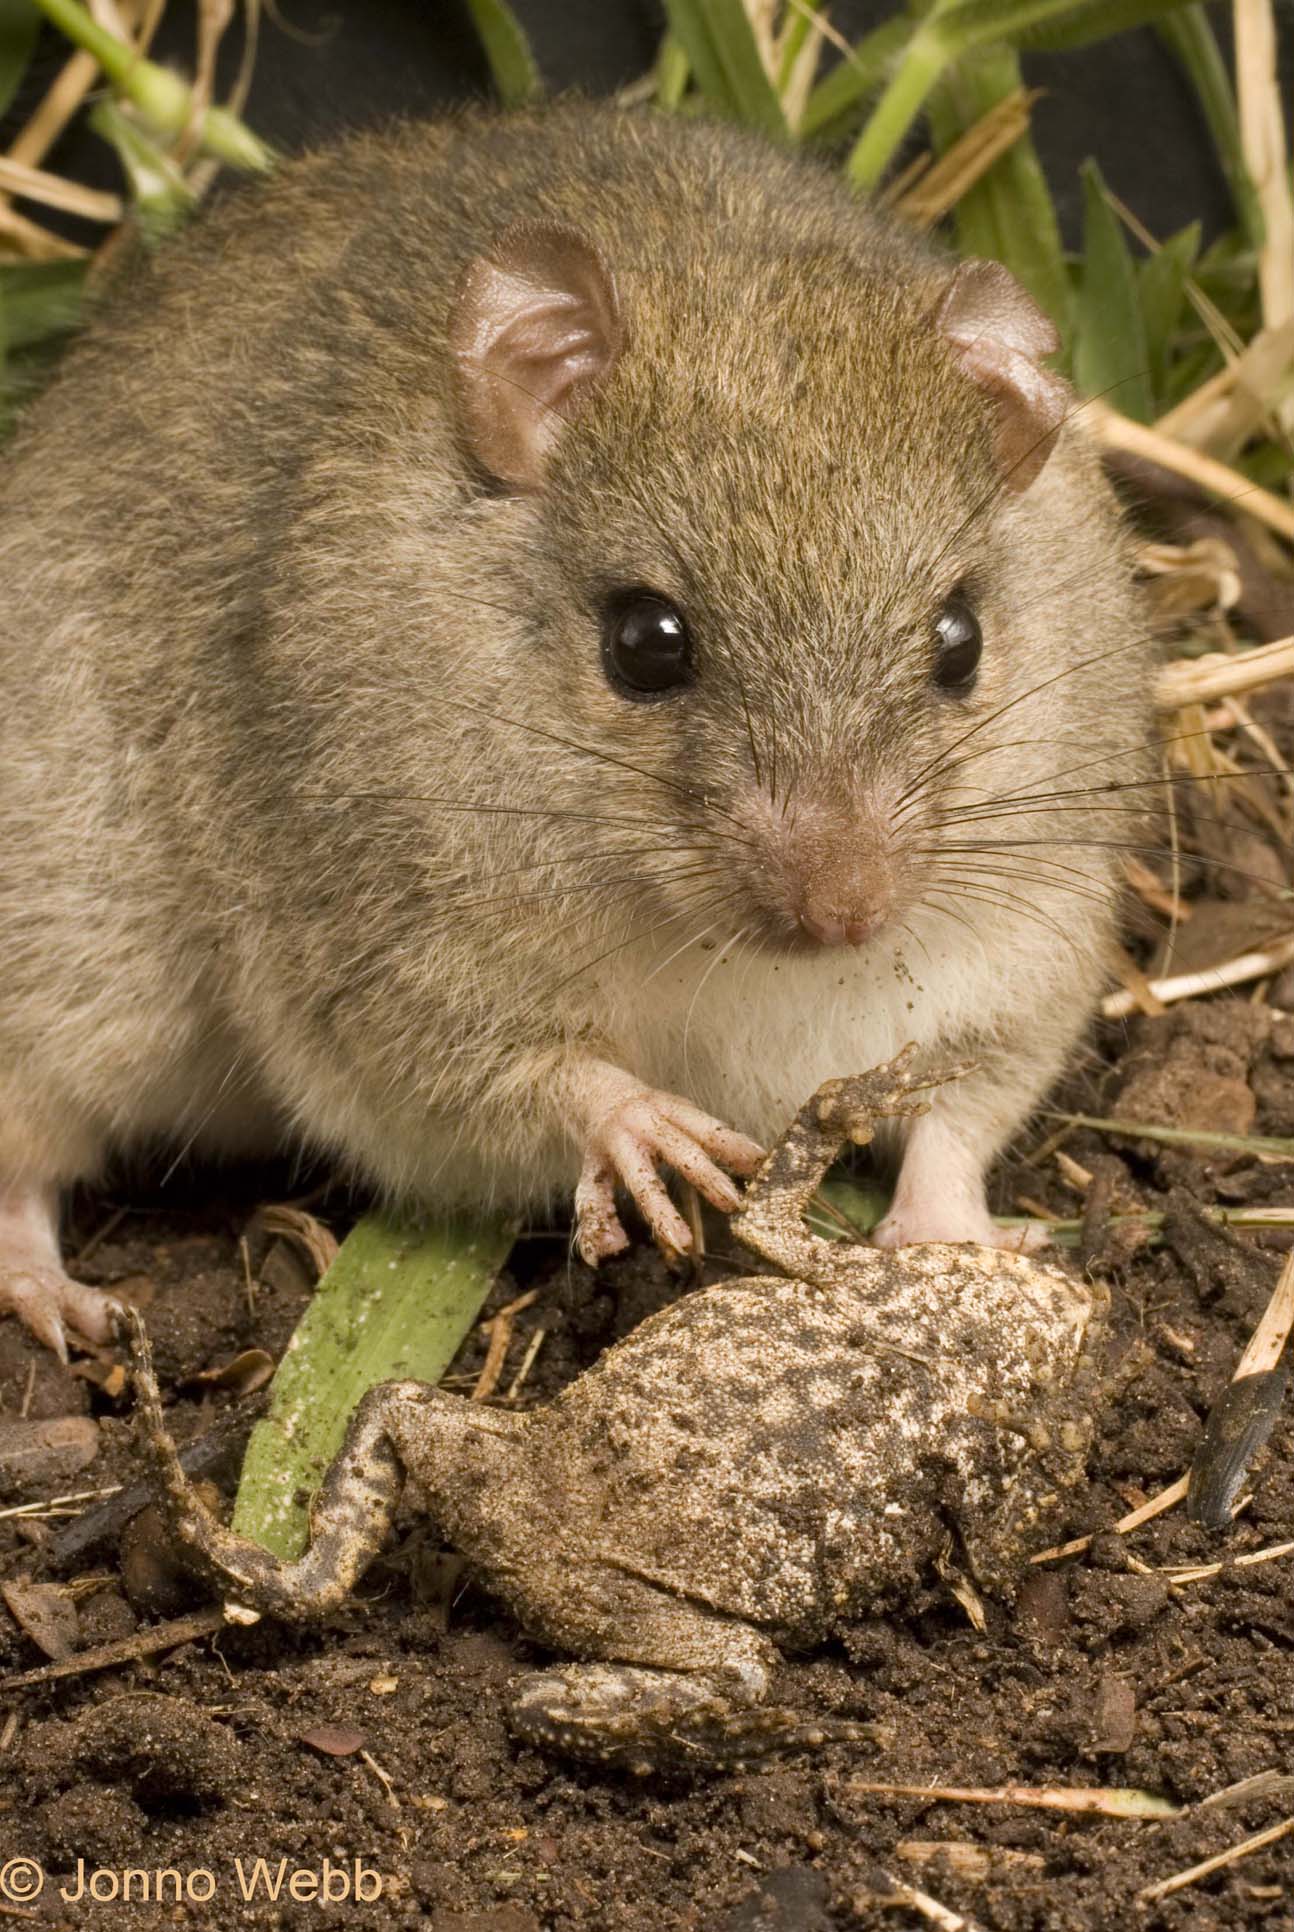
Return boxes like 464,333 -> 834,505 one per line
574,1087 -> 764,1267
0,1264 -> 120,1363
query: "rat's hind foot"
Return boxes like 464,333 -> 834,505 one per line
0,1181 -> 119,1361
574,1079 -> 763,1265
510,1663 -> 876,1776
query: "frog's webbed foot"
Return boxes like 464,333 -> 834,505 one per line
125,1308 -> 411,1620
510,1662 -> 876,1776
0,1182 -> 120,1361
574,1080 -> 764,1266
813,1043 -> 977,1146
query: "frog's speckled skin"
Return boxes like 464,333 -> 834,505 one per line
129,1051 -> 1105,1774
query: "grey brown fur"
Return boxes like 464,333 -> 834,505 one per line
129,1052 -> 1106,1774
0,101 -> 1152,1353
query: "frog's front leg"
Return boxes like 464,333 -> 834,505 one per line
127,1310 -> 428,1620
731,1044 -> 973,1280
510,1614 -> 873,1775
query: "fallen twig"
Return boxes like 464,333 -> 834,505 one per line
0,1607 -> 226,1689
1139,1814 -> 1294,1902
1030,1473 -> 1189,1565
1101,936 -> 1294,1018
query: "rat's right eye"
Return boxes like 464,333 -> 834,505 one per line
601,592 -> 693,700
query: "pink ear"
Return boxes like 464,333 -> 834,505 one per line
935,260 -> 1069,493
450,223 -> 623,491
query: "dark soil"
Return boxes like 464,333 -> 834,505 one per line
2,998 -> 1294,1930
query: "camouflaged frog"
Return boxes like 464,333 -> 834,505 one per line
128,1049 -> 1106,1775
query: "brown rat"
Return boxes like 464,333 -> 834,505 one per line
0,101 -> 1152,1357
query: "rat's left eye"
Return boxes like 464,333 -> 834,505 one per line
933,596 -> 982,693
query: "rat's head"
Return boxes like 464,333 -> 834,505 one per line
449,218 -> 1084,960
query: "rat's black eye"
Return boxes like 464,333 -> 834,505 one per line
601,591 -> 693,700
933,596 -> 982,694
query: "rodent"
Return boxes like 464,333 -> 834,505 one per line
129,1052 -> 1105,1775
0,99 -> 1153,1358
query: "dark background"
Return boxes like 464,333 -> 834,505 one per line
7,1 -> 1294,245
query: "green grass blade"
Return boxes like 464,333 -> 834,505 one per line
1051,1111 -> 1294,1158
1156,6 -> 1265,252
232,1210 -> 518,1559
653,30 -> 691,108
0,0 -> 39,120
1138,219 -> 1200,409
1002,0 -> 1205,48
927,46 -> 1072,351
0,260 -> 85,352
1074,157 -> 1153,420
799,19 -> 911,141
463,0 -> 541,107
663,0 -> 787,138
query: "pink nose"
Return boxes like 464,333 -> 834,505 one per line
799,906 -> 877,947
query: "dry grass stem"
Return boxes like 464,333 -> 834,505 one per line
1083,399 -> 1294,542
1161,1537 -> 1294,1585
1030,1473 -> 1189,1565
1157,633 -> 1294,708
504,1325 -> 546,1402
1233,0 -> 1294,330
1156,318 -> 1294,453
471,1288 -> 539,1403
894,89 -> 1038,228
0,201 -> 87,260
1232,1249 -> 1294,1379
1139,1814 -> 1294,1902
843,1779 -> 1179,1818
873,1876 -> 979,1929
1101,934 -> 1294,1019
1124,856 -> 1193,923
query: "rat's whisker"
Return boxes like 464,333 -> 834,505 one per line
684,923 -> 751,1081
923,854 -> 1116,909
891,629 -> 1160,816
445,862 -> 730,917
937,835 -> 1292,894
467,842 -> 743,888
299,792 -> 687,833
923,879 -> 1085,962
446,697 -> 761,845
545,884 -> 749,1000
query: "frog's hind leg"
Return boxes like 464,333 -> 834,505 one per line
127,1308 -> 418,1620
510,1608 -> 874,1775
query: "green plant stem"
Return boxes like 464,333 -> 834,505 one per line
799,17 -> 911,141
846,21 -> 945,187
31,0 -> 272,171
1156,5 -> 1265,253
654,30 -> 691,107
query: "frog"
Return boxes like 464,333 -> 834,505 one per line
126,1047 -> 1106,1775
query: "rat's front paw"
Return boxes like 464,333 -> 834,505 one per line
0,1265 -> 121,1362
574,1086 -> 764,1265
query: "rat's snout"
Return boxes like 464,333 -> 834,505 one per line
741,790 -> 901,951
798,894 -> 885,949
796,855 -> 894,948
